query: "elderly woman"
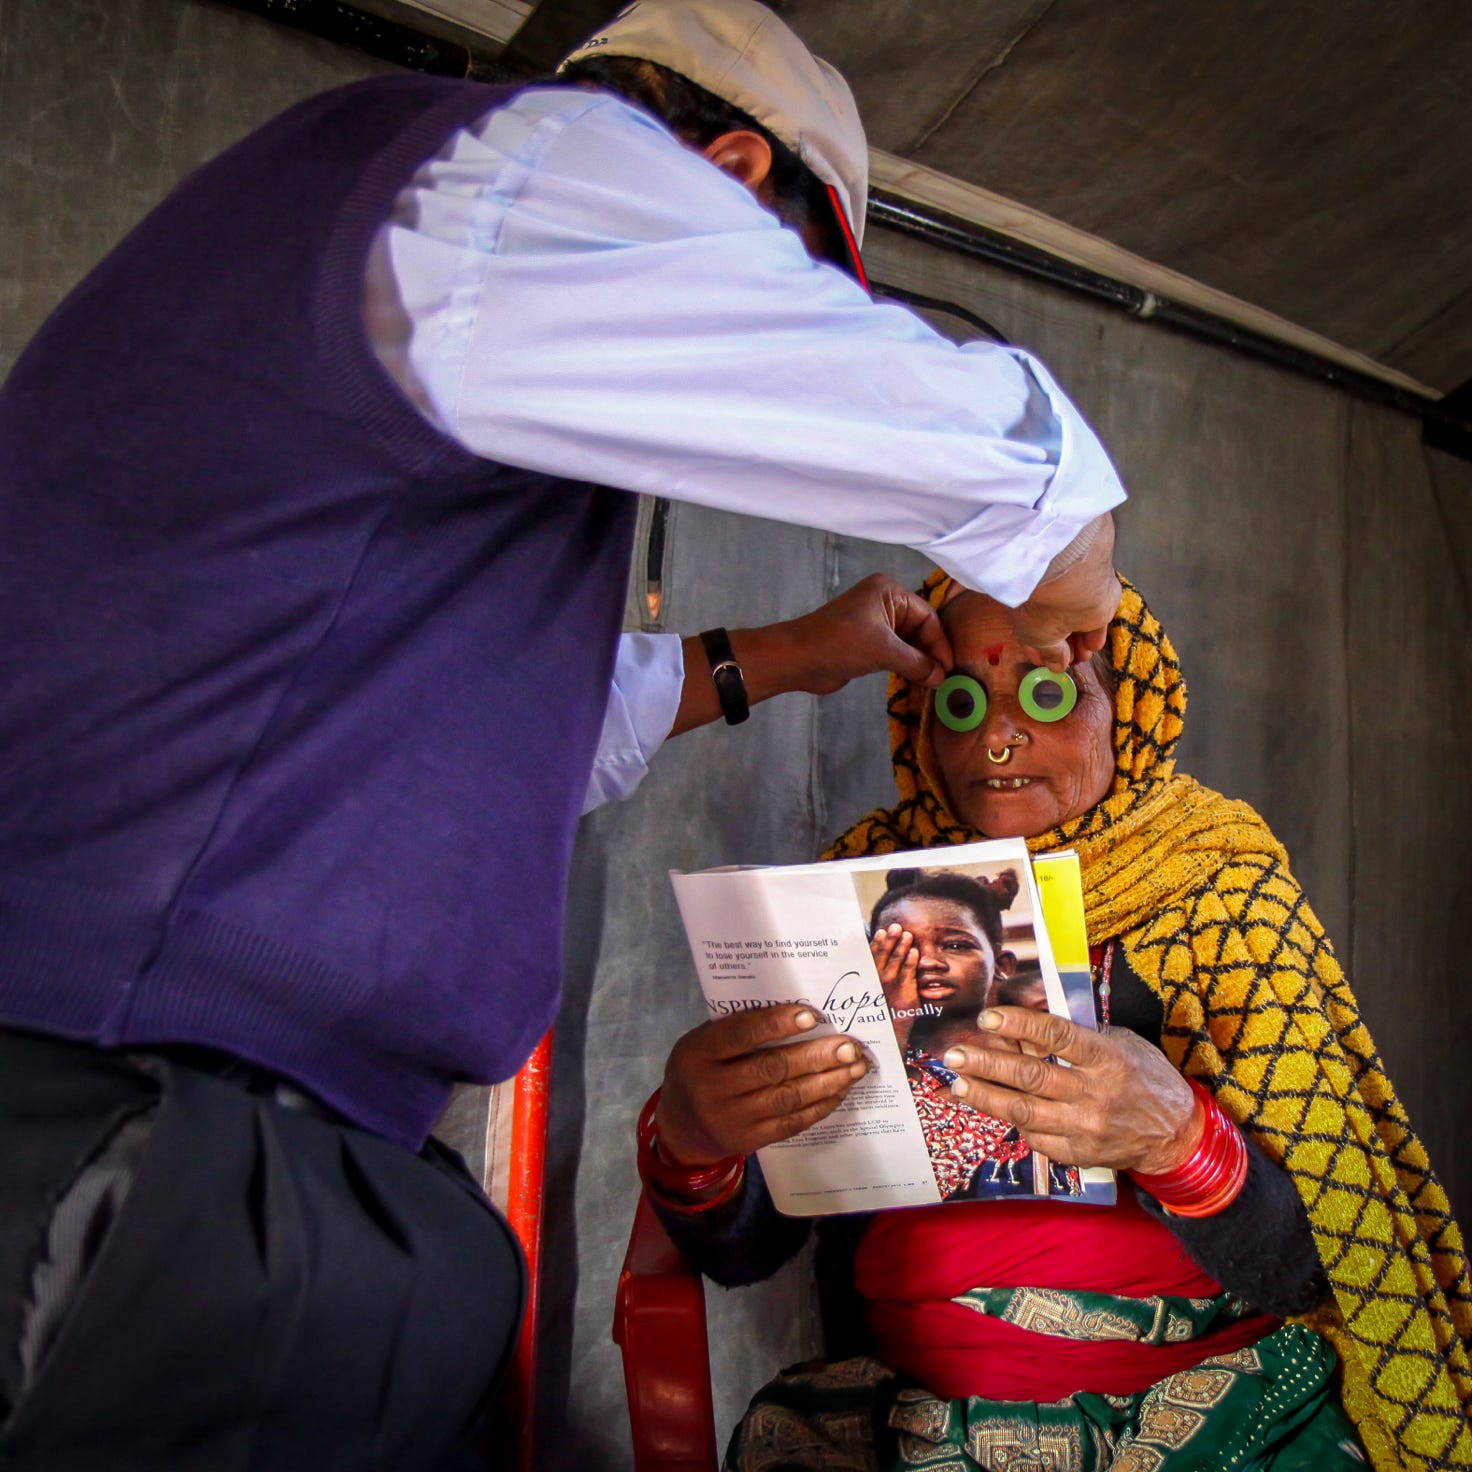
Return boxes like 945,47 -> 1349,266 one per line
640,576 -> 1472,1472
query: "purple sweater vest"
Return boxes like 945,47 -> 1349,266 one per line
0,76 -> 637,1147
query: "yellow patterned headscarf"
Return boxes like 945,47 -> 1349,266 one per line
827,573 -> 1472,1471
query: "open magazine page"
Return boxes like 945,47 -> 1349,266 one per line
670,840 -> 1115,1216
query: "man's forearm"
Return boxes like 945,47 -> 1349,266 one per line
669,574 -> 952,737
1009,511 -> 1119,668
670,623 -> 809,736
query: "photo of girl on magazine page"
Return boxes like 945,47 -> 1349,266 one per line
857,864 -> 1084,1202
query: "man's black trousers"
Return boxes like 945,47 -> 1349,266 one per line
0,1028 -> 524,1471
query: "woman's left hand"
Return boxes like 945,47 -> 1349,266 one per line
943,1006 -> 1199,1173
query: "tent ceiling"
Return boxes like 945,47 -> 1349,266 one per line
508,0 -> 1471,397
781,0 -> 1472,397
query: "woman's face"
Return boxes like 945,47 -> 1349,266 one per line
932,593 -> 1116,837
875,894 -> 1000,1013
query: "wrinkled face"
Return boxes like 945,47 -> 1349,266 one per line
873,895 -> 1000,1013
931,593 -> 1116,837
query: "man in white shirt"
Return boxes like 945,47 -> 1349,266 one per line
375,6 -> 1124,1448
368,0 -> 1126,765
0,3 -> 1127,1467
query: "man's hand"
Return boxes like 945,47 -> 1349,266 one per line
1011,513 -> 1119,670
656,1004 -> 869,1165
940,1004 -> 1199,1173
671,573 -> 952,735
776,572 -> 953,694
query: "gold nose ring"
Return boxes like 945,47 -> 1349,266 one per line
986,733 -> 1025,765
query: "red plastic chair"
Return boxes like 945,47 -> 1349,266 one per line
477,1042 -> 717,1469
612,1190 -> 719,1471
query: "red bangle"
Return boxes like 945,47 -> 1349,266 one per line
1128,1079 -> 1249,1218
636,1089 -> 746,1214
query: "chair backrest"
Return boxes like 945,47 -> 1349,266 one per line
612,1190 -> 718,1472
442,1045 -> 719,1469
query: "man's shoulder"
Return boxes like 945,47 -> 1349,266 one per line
472,80 -> 674,140
461,82 -> 768,244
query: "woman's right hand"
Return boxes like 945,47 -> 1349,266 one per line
941,1005 -> 1199,1173
655,1004 -> 870,1166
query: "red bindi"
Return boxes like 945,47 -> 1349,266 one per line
984,644 -> 1003,667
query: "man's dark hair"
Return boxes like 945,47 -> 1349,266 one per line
559,54 -> 842,263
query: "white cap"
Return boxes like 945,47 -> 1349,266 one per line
559,0 -> 869,247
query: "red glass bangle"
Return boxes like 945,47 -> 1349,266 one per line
1128,1078 -> 1248,1218
636,1088 -> 746,1214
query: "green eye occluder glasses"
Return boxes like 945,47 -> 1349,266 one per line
934,668 -> 1078,732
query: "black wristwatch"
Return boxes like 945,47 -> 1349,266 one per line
698,627 -> 749,725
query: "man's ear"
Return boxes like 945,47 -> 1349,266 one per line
994,951 -> 1018,980
701,129 -> 773,195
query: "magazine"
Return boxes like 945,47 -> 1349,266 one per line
670,839 -> 1115,1216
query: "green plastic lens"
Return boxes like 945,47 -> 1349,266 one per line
934,674 -> 987,732
1018,667 -> 1078,722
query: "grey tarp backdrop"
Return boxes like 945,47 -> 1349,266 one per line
3,3 -> 1468,1468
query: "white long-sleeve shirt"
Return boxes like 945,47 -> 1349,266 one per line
365,85 -> 1125,809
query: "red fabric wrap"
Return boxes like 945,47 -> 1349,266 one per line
853,1184 -> 1277,1401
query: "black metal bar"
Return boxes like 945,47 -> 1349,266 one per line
214,0 -> 520,78
870,194 -> 1141,315
870,280 -> 1008,345
643,496 -> 669,630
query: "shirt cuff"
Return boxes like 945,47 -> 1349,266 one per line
581,632 -> 684,814
926,358 -> 1127,607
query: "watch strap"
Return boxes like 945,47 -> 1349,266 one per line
698,627 -> 750,725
